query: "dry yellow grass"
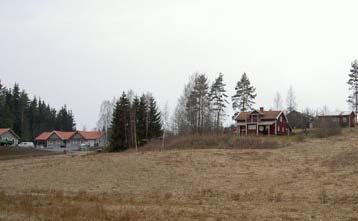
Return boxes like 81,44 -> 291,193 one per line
1,129 -> 358,220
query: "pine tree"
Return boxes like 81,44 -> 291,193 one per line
232,73 -> 257,112
110,92 -> 130,151
147,96 -> 162,138
186,74 -> 211,133
209,73 -> 228,130
348,59 -> 358,116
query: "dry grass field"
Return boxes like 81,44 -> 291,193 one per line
1,129 -> 358,220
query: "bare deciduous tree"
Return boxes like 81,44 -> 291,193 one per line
273,91 -> 283,110
97,98 -> 115,144
286,85 -> 297,112
161,102 -> 169,150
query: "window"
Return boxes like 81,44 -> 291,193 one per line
343,117 -> 348,123
248,125 -> 257,130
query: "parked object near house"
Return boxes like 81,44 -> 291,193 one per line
0,128 -> 20,146
314,111 -> 356,128
287,110 -> 314,129
234,107 -> 291,136
35,130 -> 105,149
18,142 -> 35,148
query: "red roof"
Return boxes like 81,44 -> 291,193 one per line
235,110 -> 283,121
0,128 -> 20,139
53,131 -> 76,140
35,132 -> 53,141
35,130 -> 103,141
78,131 -> 104,140
0,128 -> 10,136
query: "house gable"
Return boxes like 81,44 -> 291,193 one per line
0,128 -> 20,140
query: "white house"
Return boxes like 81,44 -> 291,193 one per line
0,128 -> 20,146
35,130 -> 105,149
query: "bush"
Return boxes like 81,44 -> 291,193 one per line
142,133 -> 282,150
314,118 -> 342,138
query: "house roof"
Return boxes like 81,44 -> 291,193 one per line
318,111 -> 355,117
0,128 -> 20,139
35,132 -> 53,141
35,130 -> 104,141
77,131 -> 104,140
53,131 -> 76,140
235,110 -> 283,121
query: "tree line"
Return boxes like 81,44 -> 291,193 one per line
107,92 -> 162,151
0,81 -> 76,141
173,72 -> 262,134
173,73 -> 231,134
171,72 -> 314,134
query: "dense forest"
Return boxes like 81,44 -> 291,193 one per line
0,80 -> 76,141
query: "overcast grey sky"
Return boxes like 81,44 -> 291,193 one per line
1,0 -> 358,129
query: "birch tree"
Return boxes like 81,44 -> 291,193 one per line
273,91 -> 283,110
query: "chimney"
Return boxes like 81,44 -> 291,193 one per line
260,107 -> 264,112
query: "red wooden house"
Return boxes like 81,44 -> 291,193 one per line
315,111 -> 356,128
234,107 -> 291,136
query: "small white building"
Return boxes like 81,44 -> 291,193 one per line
0,128 -> 20,146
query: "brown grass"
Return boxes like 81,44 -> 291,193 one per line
1,129 -> 358,220
142,133 -> 286,151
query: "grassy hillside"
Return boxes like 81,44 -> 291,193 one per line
0,129 -> 358,220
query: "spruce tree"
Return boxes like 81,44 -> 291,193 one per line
110,92 -> 130,151
137,95 -> 148,144
56,105 -> 76,131
232,73 -> 257,112
131,96 -> 140,147
348,59 -> 358,116
11,84 -> 21,136
0,80 -> 76,141
147,96 -> 162,138
209,73 -> 228,130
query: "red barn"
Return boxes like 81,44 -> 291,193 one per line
234,107 -> 291,136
